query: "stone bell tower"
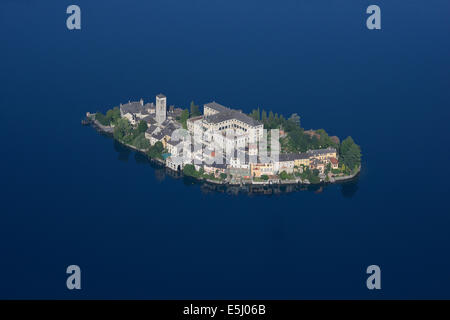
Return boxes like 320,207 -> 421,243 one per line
156,94 -> 167,124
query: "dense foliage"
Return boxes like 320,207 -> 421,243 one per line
113,119 -> 150,150
279,171 -> 295,180
299,167 -> 320,184
249,108 -> 338,152
177,102 -> 201,129
95,107 -> 120,126
183,164 -> 202,178
190,101 -> 201,117
147,141 -> 164,159
180,109 -> 189,129
249,108 -> 361,171
339,136 -> 361,172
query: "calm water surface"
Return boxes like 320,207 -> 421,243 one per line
1,0 -> 449,298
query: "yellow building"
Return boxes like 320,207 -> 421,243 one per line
250,162 -> 274,178
307,147 -> 337,161
293,153 -> 310,167
310,159 -> 326,174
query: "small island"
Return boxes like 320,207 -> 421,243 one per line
85,94 -> 361,186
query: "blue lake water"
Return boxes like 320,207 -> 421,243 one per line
1,0 -> 450,299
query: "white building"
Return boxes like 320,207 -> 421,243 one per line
119,99 -> 149,125
202,102 -> 264,144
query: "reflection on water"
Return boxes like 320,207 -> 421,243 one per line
199,180 -> 336,196
111,141 -> 360,197
113,140 -> 131,162
154,168 -> 166,182
134,152 -> 150,165
340,180 -> 359,198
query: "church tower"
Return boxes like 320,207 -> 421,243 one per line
156,94 -> 167,124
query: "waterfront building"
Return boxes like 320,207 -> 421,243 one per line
274,153 -> 296,174
306,147 -> 337,161
204,161 -> 227,178
330,157 -> 339,169
293,153 -> 310,167
250,161 -> 274,178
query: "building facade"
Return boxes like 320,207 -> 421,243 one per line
156,94 -> 167,124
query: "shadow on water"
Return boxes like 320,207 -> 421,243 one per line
339,179 -> 359,198
134,152 -> 151,165
199,180 -> 343,196
113,140 -> 131,162
111,138 -> 361,197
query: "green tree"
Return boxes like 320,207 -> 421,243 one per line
133,133 -> 150,150
340,136 -> 361,171
95,112 -> 109,126
315,129 -> 338,149
136,120 -> 148,134
309,173 -> 320,184
113,118 -> 132,141
261,110 -> 267,124
279,171 -> 288,180
190,101 -> 201,117
261,174 -> 269,181
106,107 -> 121,124
274,113 -> 279,127
180,109 -> 189,129
97,106 -> 121,126
147,141 -> 164,159
250,109 -> 260,121
268,111 -> 275,128
288,113 -> 300,127
183,164 -> 202,178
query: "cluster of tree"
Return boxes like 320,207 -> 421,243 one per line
325,162 -> 332,175
95,107 -> 121,126
190,101 -> 201,117
279,171 -> 295,180
249,108 -> 288,130
283,125 -> 339,153
339,137 -> 361,173
183,164 -> 203,178
299,167 -> 320,184
249,108 -> 338,152
178,101 -> 201,129
179,109 -> 190,129
113,119 -> 150,150
147,141 -> 164,159
182,164 -> 228,181
204,173 -> 217,180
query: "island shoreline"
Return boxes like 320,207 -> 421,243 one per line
85,117 -> 361,187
